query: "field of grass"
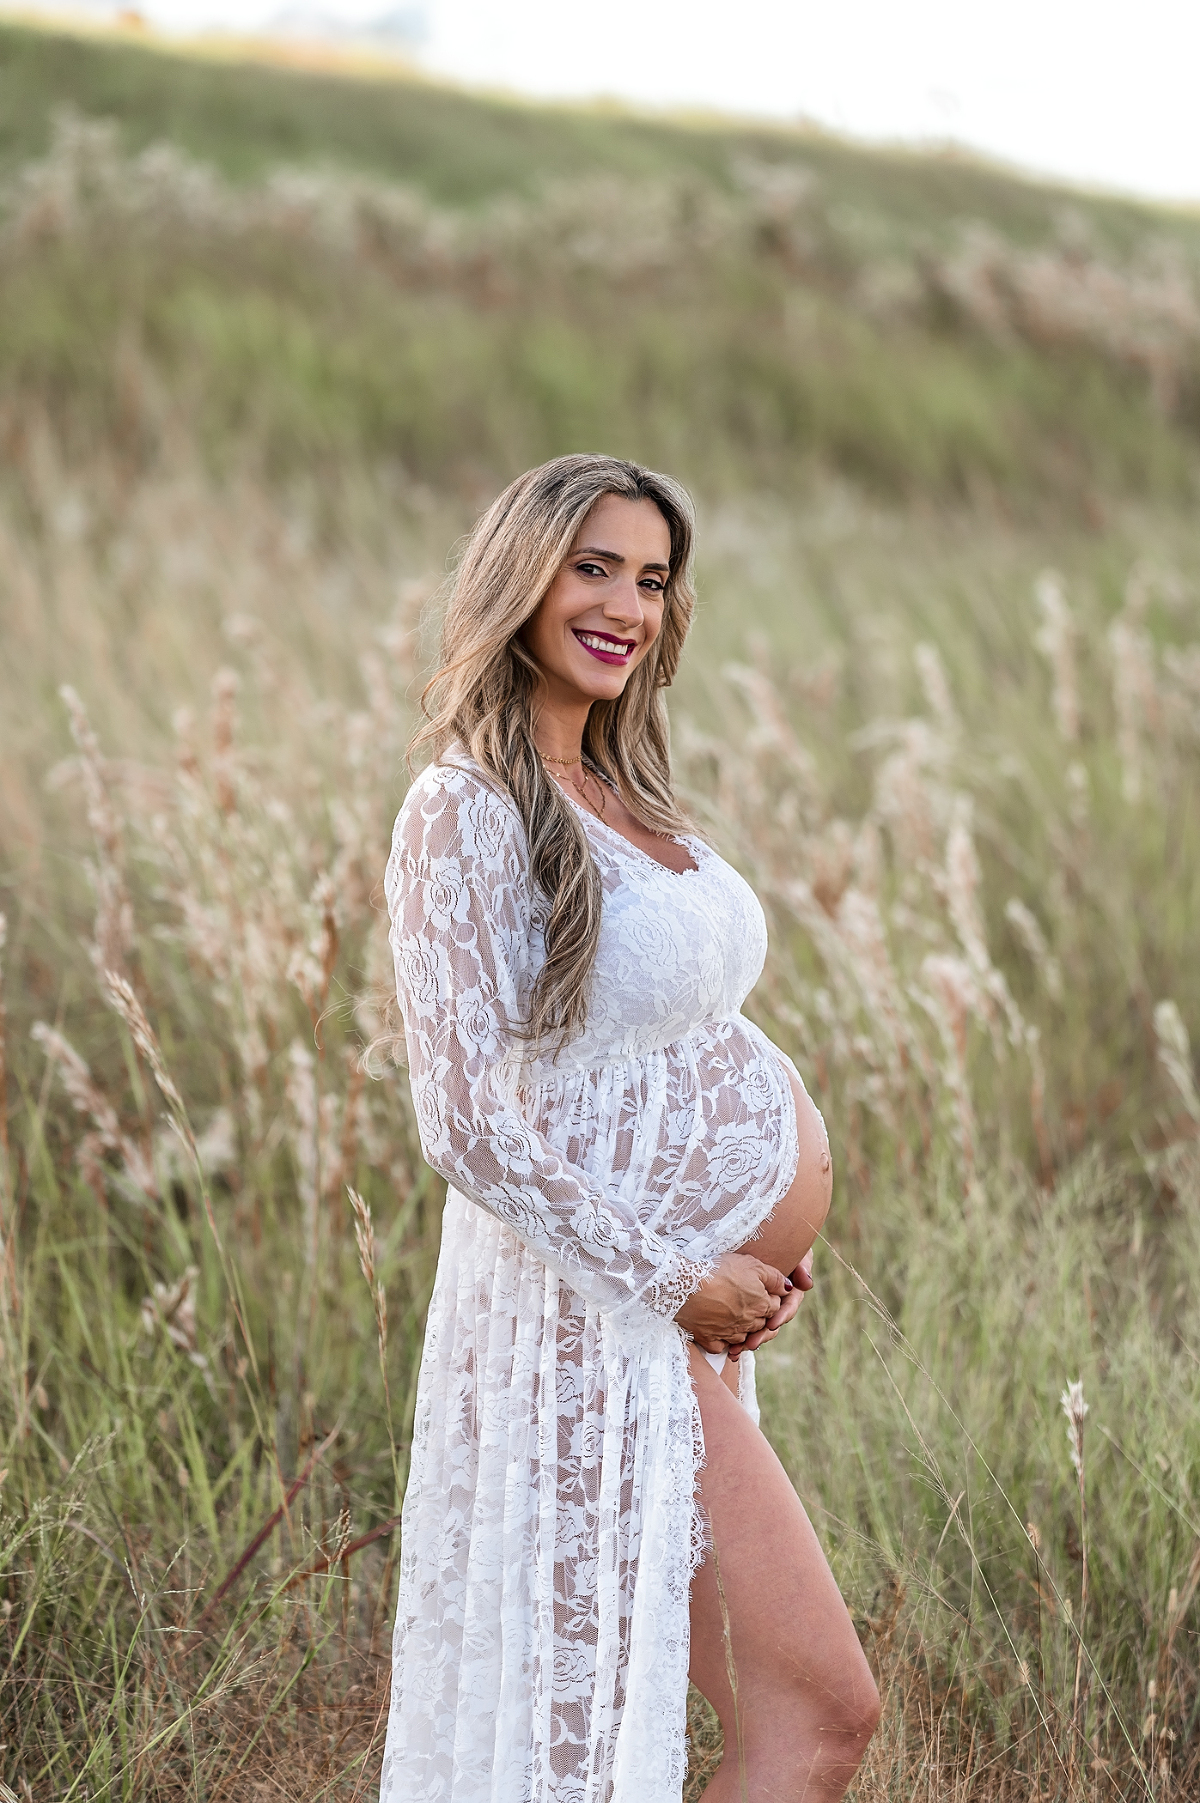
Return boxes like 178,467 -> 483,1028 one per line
2,17 -> 1200,1802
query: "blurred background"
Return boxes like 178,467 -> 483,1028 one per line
2,5 -> 1200,1799
9,0 -> 1200,197
9,0 -> 1200,199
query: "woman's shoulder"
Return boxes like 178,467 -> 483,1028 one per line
391,750 -> 527,866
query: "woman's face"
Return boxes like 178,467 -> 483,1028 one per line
521,494 -> 672,709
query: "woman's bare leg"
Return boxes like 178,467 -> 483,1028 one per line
688,1347 -> 880,1801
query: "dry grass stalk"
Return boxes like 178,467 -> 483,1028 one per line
1004,898 -> 1064,1003
1109,603 -> 1160,806
914,642 -> 960,741
914,955 -> 978,1181
59,683 -> 135,980
199,1422 -> 342,1625
347,1185 -> 401,1508
944,797 -> 1025,1053
1153,1001 -> 1200,1124
30,1018 -> 158,1199
1062,1379 -> 1091,1786
101,969 -> 187,1120
711,1541 -> 749,1803
871,720 -> 950,868
1034,570 -> 1081,745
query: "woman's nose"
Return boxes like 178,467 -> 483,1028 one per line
603,577 -> 644,624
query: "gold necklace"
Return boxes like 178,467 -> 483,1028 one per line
538,751 -> 606,820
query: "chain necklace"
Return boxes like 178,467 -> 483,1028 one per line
538,750 -> 606,820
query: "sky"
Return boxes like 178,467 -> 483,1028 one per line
11,0 -> 1200,203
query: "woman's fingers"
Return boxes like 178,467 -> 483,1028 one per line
733,1322 -> 780,1356
768,1289 -> 803,1329
757,1260 -> 789,1298
740,1289 -> 802,1350
731,1256 -> 781,1333
746,1282 -> 799,1335
739,1261 -> 787,1332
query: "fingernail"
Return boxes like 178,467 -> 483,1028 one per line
784,1278 -> 794,1290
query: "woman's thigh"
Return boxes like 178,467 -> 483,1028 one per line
687,1346 -> 877,1739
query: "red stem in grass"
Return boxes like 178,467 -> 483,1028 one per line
281,1513 -> 403,1591
199,1423 -> 339,1622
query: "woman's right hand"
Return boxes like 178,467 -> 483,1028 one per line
674,1252 -> 790,1354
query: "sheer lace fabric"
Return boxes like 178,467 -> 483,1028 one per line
380,757 -> 801,1803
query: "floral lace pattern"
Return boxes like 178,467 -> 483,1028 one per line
380,756 -> 801,1803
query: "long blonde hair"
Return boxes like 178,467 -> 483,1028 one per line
412,453 -> 697,1048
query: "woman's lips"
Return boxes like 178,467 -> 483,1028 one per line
572,628 -> 636,666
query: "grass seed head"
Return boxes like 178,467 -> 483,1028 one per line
1033,570 -> 1080,744
1154,1000 -> 1200,1122
1061,1378 -> 1088,1478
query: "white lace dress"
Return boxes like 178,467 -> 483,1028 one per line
379,754 -> 803,1803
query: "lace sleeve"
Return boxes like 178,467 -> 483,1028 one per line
384,761 -> 708,1330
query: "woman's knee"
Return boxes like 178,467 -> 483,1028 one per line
817,1659 -> 881,1761
781,1644 -> 880,1753
840,1668 -> 882,1748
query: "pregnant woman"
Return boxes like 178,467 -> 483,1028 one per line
381,455 -> 879,1802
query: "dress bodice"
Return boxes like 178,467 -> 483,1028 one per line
524,795 -> 769,1077
385,754 -> 799,1338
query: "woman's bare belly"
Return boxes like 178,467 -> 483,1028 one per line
735,1069 -> 831,1276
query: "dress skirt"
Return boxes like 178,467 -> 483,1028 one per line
379,1190 -> 712,1803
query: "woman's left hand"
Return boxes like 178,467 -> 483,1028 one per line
728,1251 -> 813,1358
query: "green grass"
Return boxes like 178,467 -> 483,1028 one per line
1,105 -> 1198,513
0,13 -> 1199,519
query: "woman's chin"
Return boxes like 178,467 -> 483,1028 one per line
588,672 -> 634,701
556,662 -> 636,705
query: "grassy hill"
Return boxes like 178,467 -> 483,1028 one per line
1,16 -> 1199,510
1,14 -> 1194,241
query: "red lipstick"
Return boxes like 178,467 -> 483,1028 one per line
572,628 -> 636,666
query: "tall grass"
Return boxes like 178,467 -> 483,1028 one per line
3,415 -> 1200,1796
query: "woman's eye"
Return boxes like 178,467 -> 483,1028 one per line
640,578 -> 665,594
576,561 -> 606,578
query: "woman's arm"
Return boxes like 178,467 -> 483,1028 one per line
387,764 -> 710,1332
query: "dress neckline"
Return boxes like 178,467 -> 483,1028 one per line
556,776 -> 703,879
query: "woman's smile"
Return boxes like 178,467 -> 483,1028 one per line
572,628 -> 637,665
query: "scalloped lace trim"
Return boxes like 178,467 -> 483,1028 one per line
643,1250 -> 713,1322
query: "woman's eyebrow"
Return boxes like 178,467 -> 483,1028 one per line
574,545 -> 670,571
